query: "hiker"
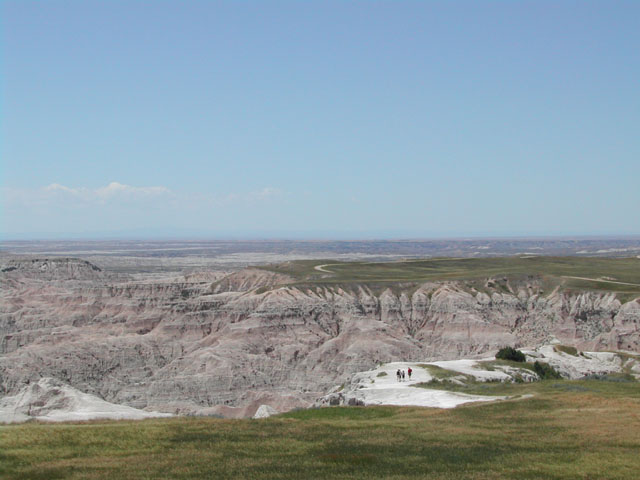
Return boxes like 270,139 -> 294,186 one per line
396,369 -> 401,382
407,367 -> 412,380
401,370 -> 405,381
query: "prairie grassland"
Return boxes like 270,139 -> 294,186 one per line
260,256 -> 640,299
2,380 -> 639,479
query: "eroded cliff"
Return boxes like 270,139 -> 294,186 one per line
1,258 -> 638,417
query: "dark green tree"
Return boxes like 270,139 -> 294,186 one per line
534,361 -> 562,380
495,346 -> 526,362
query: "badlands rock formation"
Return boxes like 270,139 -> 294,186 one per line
1,257 -> 639,418
0,377 -> 171,423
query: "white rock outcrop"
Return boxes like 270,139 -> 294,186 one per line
317,346 -> 639,409
0,377 -> 171,423
252,404 -> 279,419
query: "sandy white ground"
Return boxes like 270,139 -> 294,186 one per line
0,378 -> 172,424
324,346 -> 640,410
342,361 -> 507,409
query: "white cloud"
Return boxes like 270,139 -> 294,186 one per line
1,182 -> 287,235
192,186 -> 283,207
2,182 -> 284,209
247,187 -> 283,202
41,182 -> 173,202
94,182 -> 173,199
44,183 -> 80,195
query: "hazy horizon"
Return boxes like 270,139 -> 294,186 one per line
3,232 -> 640,243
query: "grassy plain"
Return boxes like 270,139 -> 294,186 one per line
260,256 -> 640,299
2,379 -> 639,480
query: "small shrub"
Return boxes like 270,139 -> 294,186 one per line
496,346 -> 526,363
376,371 -> 388,377
534,361 -> 562,380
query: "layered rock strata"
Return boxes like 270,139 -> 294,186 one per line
1,258 -> 638,417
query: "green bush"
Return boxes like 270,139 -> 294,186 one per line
534,361 -> 562,380
496,346 -> 526,363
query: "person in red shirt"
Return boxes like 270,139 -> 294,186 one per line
407,367 -> 412,380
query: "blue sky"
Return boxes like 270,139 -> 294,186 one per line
2,1 -> 639,239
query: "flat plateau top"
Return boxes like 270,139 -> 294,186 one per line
259,256 -> 640,298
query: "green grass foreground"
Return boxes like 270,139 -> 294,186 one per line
2,380 -> 639,479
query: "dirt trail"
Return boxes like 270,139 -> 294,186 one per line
562,276 -> 640,287
314,264 -> 335,273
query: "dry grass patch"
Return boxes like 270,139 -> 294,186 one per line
1,380 -> 639,479
554,345 -> 579,356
